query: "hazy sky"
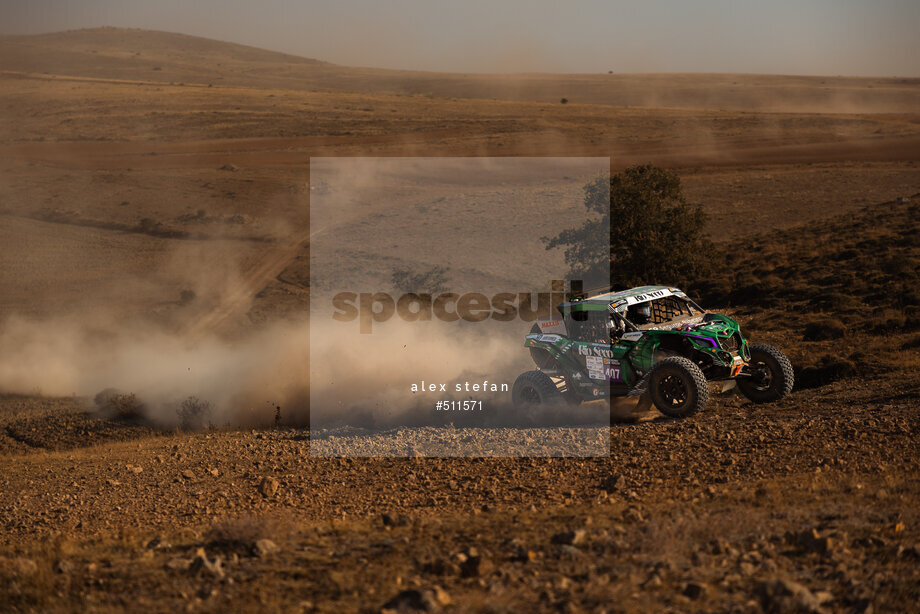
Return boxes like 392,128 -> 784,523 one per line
1,0 -> 918,76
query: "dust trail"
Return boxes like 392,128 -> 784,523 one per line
0,314 -> 310,427
308,318 -> 609,429
0,313 -> 610,429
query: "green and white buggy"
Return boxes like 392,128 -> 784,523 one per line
512,286 -> 794,418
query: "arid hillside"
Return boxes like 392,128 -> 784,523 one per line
2,27 -> 919,113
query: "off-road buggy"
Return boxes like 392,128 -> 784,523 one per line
512,285 -> 793,418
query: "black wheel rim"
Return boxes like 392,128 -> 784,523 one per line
658,373 -> 688,407
749,362 -> 774,391
520,385 -> 541,405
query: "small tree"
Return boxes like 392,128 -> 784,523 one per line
177,396 -> 213,431
545,165 -> 713,290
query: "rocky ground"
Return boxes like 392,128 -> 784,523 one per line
1,367 -> 918,612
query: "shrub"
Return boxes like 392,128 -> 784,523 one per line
728,282 -> 775,306
836,249 -> 858,260
690,279 -> 732,306
93,389 -> 146,422
864,310 -> 919,334
803,320 -> 846,341
808,291 -> 863,314
207,514 -> 289,555
176,396 -> 213,431
795,356 -> 857,389
902,335 -> 920,350
881,255 -> 919,275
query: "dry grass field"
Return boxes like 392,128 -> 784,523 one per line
0,27 -> 918,613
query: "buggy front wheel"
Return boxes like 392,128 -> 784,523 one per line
648,357 -> 709,418
737,344 -> 794,403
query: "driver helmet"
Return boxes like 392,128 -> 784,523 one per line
632,302 -> 651,323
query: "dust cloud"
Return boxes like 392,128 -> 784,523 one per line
0,313 -> 610,430
0,313 -> 310,427
309,318 -> 610,430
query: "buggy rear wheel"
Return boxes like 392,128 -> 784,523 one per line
512,370 -> 562,407
648,357 -> 709,418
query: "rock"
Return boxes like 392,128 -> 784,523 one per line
757,579 -> 824,613
852,536 -> 886,549
181,469 -> 195,480
259,476 -> 279,497
814,591 -> 834,605
683,581 -> 707,600
518,549 -> 538,563
458,550 -> 492,578
146,537 -> 172,551
509,541 -> 537,563
381,512 -> 410,527
601,474 -> 626,491
219,164 -> 238,172
794,529 -> 836,554
165,557 -> 193,572
739,561 -> 758,576
623,507 -> 645,523
209,468 -> 220,477
421,558 -> 460,576
382,586 -> 451,612
551,530 -> 587,546
253,539 -> 280,557
189,548 -> 224,579
54,559 -> 75,574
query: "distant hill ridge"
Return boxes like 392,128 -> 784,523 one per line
1,27 -> 918,112
0,27 -> 327,66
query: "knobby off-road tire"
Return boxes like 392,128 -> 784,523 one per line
512,370 -> 562,407
737,344 -> 794,403
648,356 -> 709,418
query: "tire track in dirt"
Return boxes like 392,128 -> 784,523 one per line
182,235 -> 309,339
